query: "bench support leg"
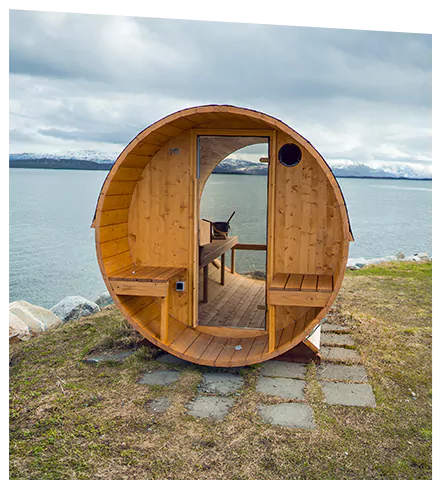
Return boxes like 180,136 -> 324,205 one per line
160,293 -> 169,344
203,265 -> 209,303
268,304 -> 276,352
231,248 -> 236,274
221,253 -> 226,285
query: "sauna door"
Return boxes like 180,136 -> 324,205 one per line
193,133 -> 271,329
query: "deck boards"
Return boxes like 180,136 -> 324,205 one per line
198,264 -> 266,329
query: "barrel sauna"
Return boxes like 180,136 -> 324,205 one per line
92,104 -> 353,367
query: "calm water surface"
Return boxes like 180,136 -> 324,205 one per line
9,169 -> 432,308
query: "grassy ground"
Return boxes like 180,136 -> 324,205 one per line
9,261 -> 432,480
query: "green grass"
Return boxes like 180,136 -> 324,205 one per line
9,261 -> 432,480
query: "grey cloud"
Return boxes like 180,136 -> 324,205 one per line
9,10 -> 432,170
9,11 -> 431,107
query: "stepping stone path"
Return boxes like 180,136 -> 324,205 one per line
83,350 -> 135,364
256,376 -> 306,400
199,372 -> 244,395
317,363 -> 368,383
138,370 -> 180,386
320,382 -> 376,407
320,333 -> 355,347
187,396 -> 235,420
136,322 -> 376,428
260,360 -> 307,379
259,403 -> 315,429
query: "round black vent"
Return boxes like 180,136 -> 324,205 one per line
278,143 -> 302,167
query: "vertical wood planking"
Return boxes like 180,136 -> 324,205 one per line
128,130 -> 191,326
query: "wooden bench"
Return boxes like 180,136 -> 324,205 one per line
108,265 -> 185,297
267,273 -> 333,308
108,265 -> 185,345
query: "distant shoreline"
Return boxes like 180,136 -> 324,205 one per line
9,163 -> 432,181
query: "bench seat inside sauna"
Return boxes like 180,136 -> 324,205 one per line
268,273 -> 334,308
108,265 -> 185,296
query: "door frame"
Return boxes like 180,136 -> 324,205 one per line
189,128 -> 276,330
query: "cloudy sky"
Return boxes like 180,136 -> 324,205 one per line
9,10 -> 432,173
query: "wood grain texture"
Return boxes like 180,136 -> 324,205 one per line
93,104 -> 351,367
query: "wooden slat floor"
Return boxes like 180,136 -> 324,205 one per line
198,263 -> 266,329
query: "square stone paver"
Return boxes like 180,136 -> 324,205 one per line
187,396 -> 235,419
259,403 -> 316,429
320,346 -> 362,363
321,333 -> 355,347
199,372 -> 244,395
320,382 -> 376,407
138,370 -> 181,386
317,363 -> 368,383
322,323 -> 349,333
147,398 -> 170,413
260,360 -> 307,379
256,377 -> 306,400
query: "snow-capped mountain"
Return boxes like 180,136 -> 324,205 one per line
9,150 -> 118,164
328,159 -> 431,180
9,151 -> 432,179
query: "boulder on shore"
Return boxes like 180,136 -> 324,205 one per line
396,251 -> 406,260
50,296 -> 100,323
9,311 -> 31,342
347,257 -> 367,268
9,300 -> 62,334
95,291 -> 114,308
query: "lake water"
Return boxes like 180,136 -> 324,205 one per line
9,169 -> 432,308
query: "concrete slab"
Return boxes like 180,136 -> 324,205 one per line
156,353 -> 191,367
259,403 -> 316,429
199,372 -> 244,396
320,382 -> 376,407
256,377 -> 306,400
187,396 -> 235,420
260,360 -> 308,379
320,346 -> 362,363
147,398 -> 170,413
138,370 -> 181,386
317,363 -> 368,383
321,333 -> 355,347
322,323 -> 349,333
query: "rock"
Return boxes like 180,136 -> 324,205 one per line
95,291 -> 113,308
414,252 -> 429,260
9,311 -> 31,342
10,300 -> 62,333
347,257 -> 367,268
50,296 -> 100,323
396,251 -> 406,260
346,265 -> 359,271
9,303 -> 44,334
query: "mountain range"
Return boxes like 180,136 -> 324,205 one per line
9,151 -> 432,180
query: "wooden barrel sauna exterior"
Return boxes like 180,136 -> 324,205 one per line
92,104 -> 353,367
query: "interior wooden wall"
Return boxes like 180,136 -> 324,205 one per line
272,131 -> 343,332
128,130 -> 192,325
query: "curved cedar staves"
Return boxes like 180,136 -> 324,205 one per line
92,105 -> 352,367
